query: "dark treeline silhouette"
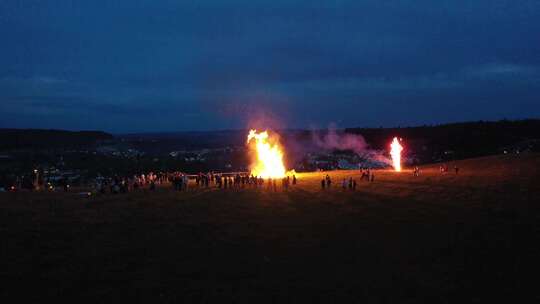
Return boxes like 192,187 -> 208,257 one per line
119,130 -> 246,155
2,120 -> 539,163
0,129 -> 113,150
346,119 -> 540,161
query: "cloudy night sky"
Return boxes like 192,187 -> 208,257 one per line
1,0 -> 539,132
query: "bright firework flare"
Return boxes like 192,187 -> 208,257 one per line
247,129 -> 287,178
390,137 -> 403,172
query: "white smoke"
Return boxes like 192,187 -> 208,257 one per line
311,125 -> 368,154
310,125 -> 392,167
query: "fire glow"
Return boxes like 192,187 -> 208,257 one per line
247,129 -> 287,178
390,137 -> 403,172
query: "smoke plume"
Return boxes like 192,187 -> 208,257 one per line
310,125 -> 392,166
311,126 -> 368,154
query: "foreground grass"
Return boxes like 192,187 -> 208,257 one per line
1,153 -> 539,302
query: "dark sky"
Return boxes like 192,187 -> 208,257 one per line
1,0 -> 539,132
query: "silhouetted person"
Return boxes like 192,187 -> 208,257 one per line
61,178 -> 69,192
326,175 -> 331,188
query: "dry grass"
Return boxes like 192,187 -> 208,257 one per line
1,153 -> 539,302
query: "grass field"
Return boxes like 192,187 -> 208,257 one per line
1,153 -> 539,302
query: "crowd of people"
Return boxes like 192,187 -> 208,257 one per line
95,172 -> 167,194
89,163 -> 462,194
91,168 -> 385,195
173,172 -> 298,192
4,164 -> 464,194
92,171 -> 301,194
321,168 -> 374,191
320,173 -> 369,191
360,168 -> 375,182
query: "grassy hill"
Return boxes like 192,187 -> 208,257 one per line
1,153 -> 539,302
0,129 -> 113,150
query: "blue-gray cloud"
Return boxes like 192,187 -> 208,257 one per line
1,0 -> 539,132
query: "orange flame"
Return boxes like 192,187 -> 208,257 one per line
390,137 -> 403,172
247,129 -> 286,178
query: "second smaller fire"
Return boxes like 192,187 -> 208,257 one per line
390,137 -> 403,172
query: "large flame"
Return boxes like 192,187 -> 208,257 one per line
247,129 -> 286,178
390,137 -> 403,172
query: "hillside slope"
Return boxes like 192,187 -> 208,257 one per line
0,153 -> 538,302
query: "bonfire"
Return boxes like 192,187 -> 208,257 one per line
247,129 -> 287,178
390,137 -> 403,172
